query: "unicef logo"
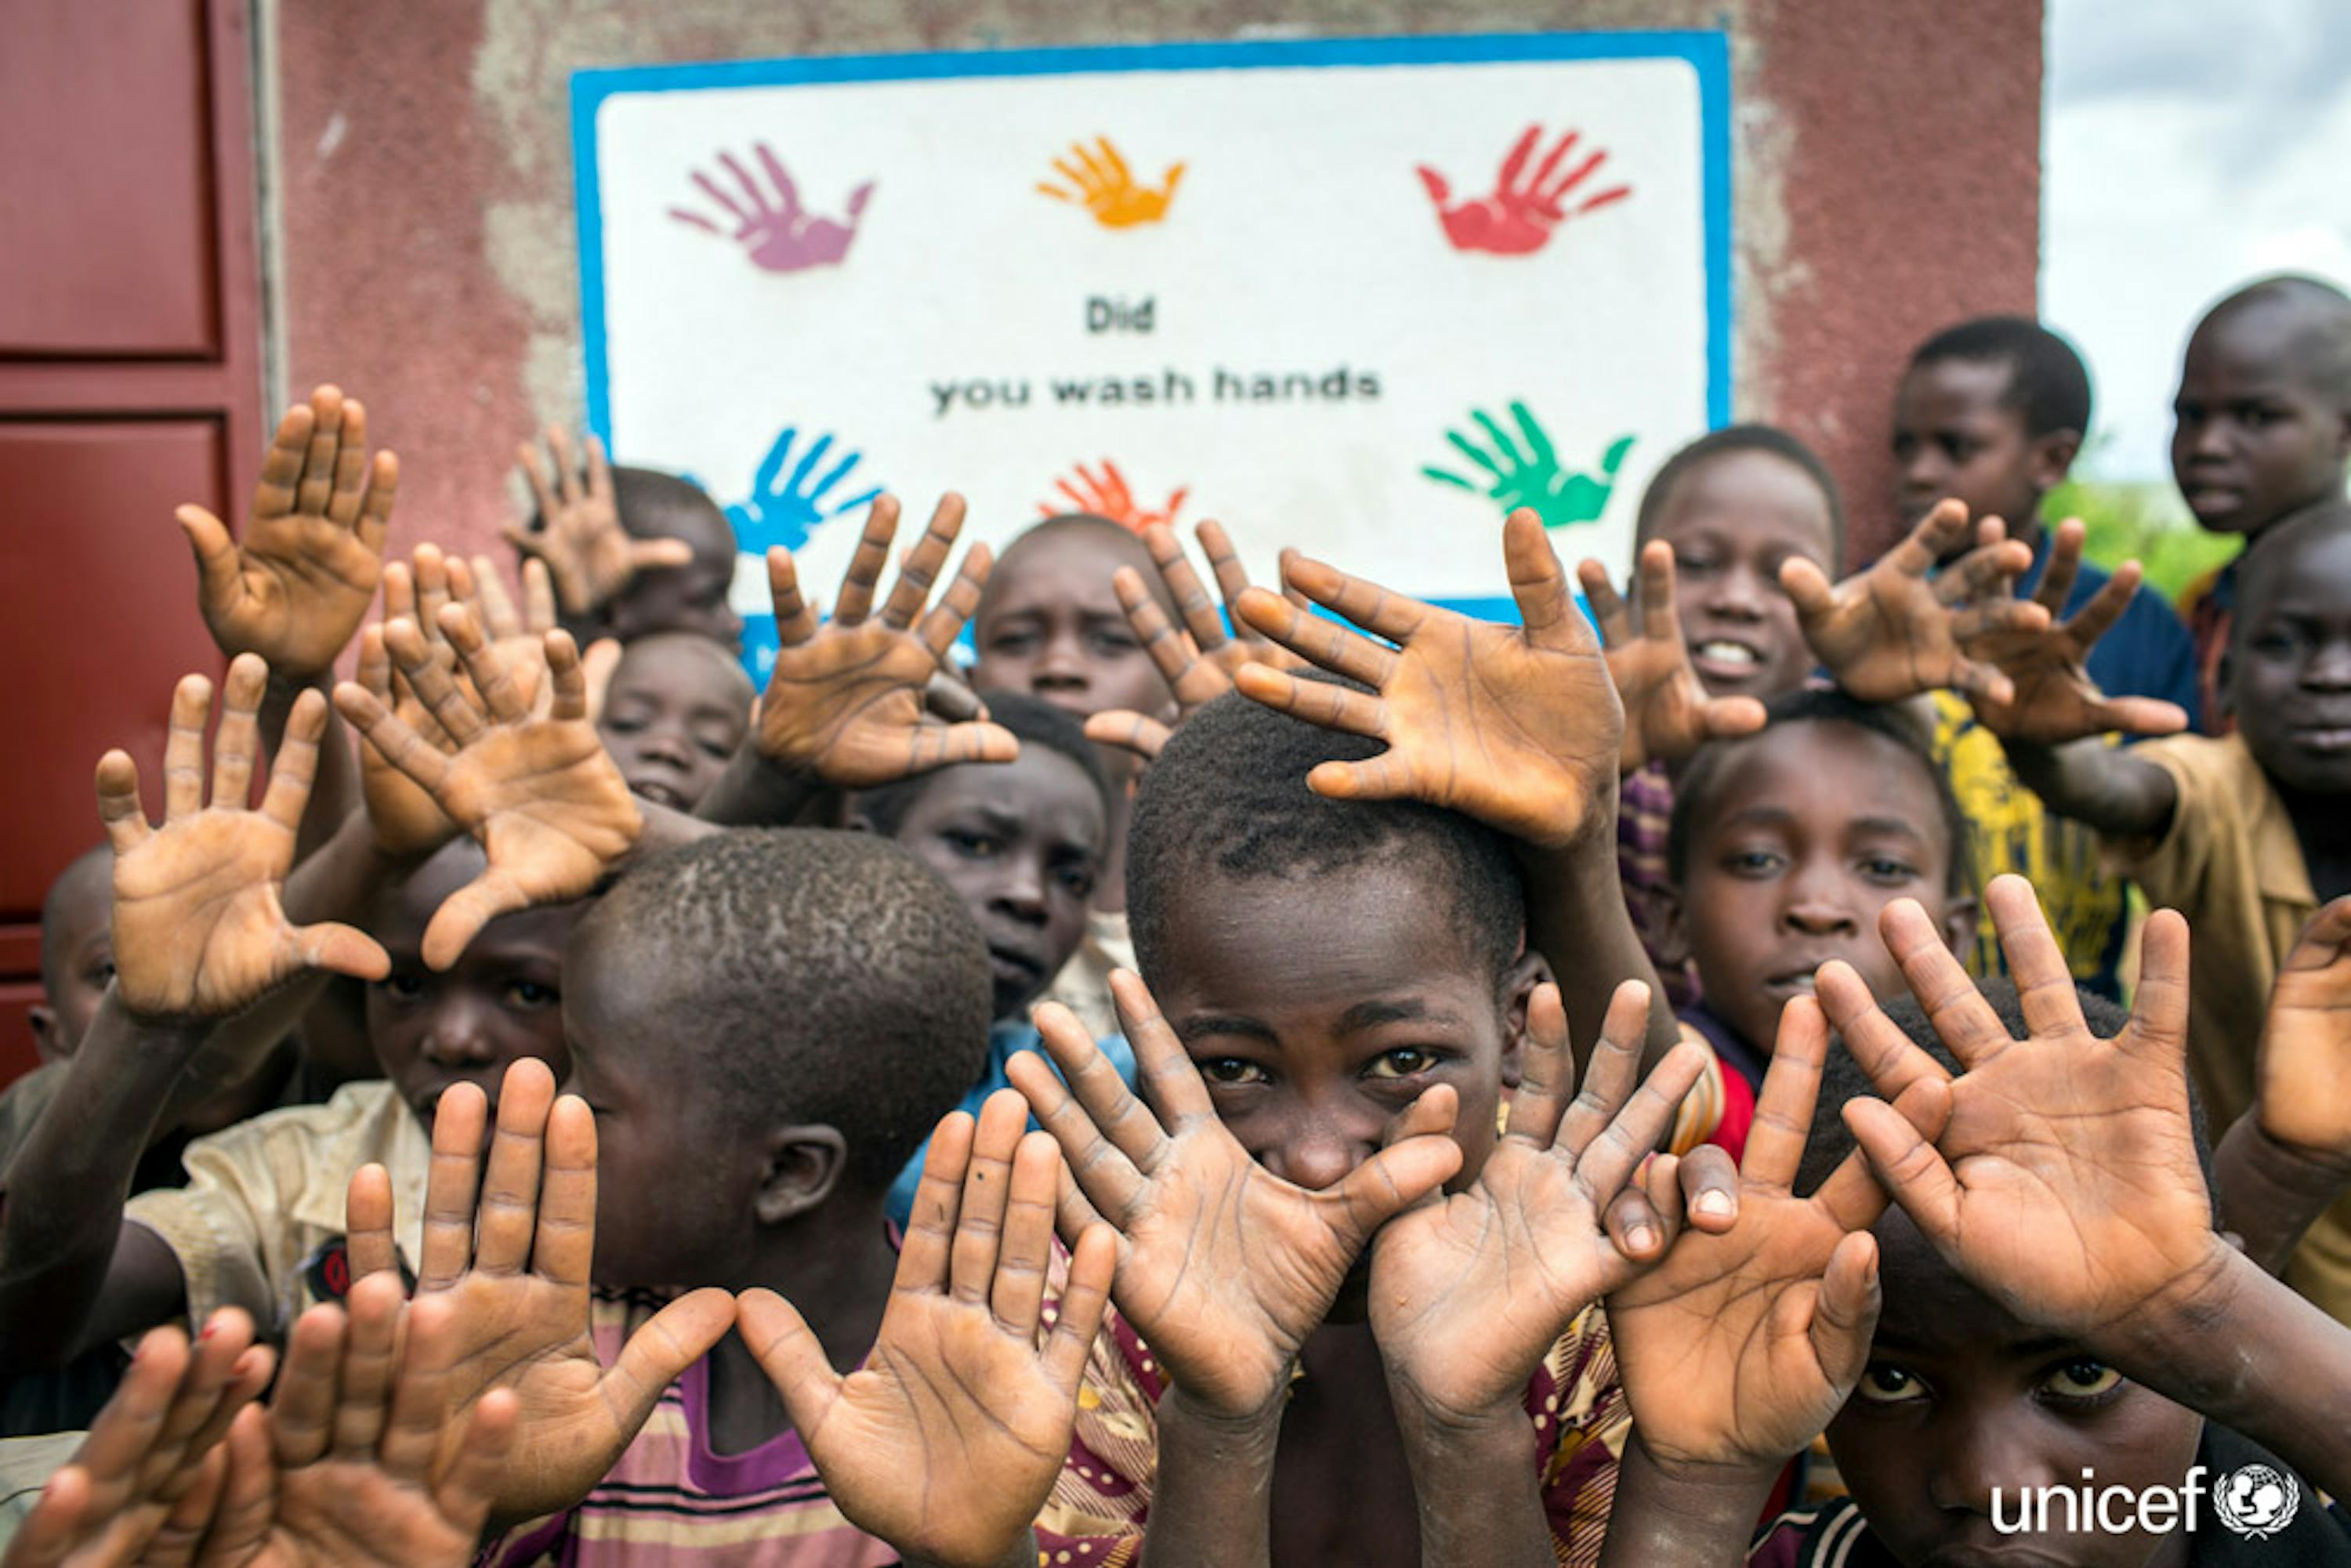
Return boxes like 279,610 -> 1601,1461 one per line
2213,1464 -> 2299,1540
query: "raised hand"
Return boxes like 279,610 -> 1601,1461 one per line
1081,520 -> 1306,762
726,425 -> 882,555
177,385 -> 396,678
186,1274 -> 518,1567
1817,875 -> 2224,1342
752,493 -> 1016,787
1006,971 -> 1465,1421
1578,541 -> 1768,773
1372,982 -> 1715,1425
1035,136 -> 1183,229
342,1061 -> 736,1523
101,654 -> 389,1021
667,143 -> 874,273
1958,519 -> 2192,743
1,1312 -> 273,1568
2254,897 -> 2351,1176
333,601 -> 639,969
1605,997 -> 1936,1476
1041,458 -> 1187,531
1228,508 -> 1622,850
1416,123 -> 1632,257
739,1092 -> 1116,1568
1780,498 -> 2046,704
505,428 -> 692,617
1422,403 -> 1632,530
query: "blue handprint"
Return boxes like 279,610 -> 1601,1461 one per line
726,426 -> 885,555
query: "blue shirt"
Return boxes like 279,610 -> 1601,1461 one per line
885,1020 -> 1139,1230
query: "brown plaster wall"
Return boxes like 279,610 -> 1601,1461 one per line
273,0 -> 2041,570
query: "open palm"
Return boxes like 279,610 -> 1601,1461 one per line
1232,508 -> 1621,849
755,493 -> 1016,788
1375,983 -> 1708,1421
179,385 -> 397,676
1578,541 -> 1766,772
1009,972 -> 1465,1421
741,1095 -> 1115,1568
102,655 -> 388,1021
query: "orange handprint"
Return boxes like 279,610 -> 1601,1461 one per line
1418,125 -> 1631,256
1036,137 -> 1183,229
1040,459 -> 1188,532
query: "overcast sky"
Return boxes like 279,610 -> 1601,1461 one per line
2043,0 -> 2351,480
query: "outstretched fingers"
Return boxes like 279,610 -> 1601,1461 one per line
1231,585 -> 1396,690
1322,1088 -> 1464,1250
1807,1229 -> 1884,1394
991,1128 -> 1065,1338
831,494 -> 900,626
1503,508 -> 1591,650
878,492 -> 967,630
947,1091 -> 1026,1309
1501,982 -> 1578,1148
1143,523 -> 1230,652
915,542 -> 992,664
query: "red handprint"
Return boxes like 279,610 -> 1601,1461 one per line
1417,125 -> 1632,256
1040,459 -> 1187,532
668,143 -> 873,273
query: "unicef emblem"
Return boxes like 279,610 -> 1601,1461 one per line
2213,1463 -> 2299,1540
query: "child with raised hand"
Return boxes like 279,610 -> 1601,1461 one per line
1887,317 -> 2201,996
593,632 -> 752,811
1982,503 -> 2351,1323
2172,276 -> 2351,725
507,426 -> 733,648
342,829 -> 1096,1565
1649,686 -> 1977,1157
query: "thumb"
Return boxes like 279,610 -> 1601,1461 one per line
1328,1105 -> 1464,1248
2095,696 -> 2190,738
1777,556 -> 1836,623
736,1288 -> 844,1439
1808,1230 -> 1882,1394
1701,694 -> 1769,741
178,505 -> 243,608
421,868 -> 533,972
605,1287 -> 737,1434
292,921 -> 392,983
629,538 -> 696,571
1946,657 -> 2017,711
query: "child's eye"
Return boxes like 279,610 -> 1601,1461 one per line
1939,437 -> 1978,464
2237,404 -> 2281,429
1859,856 -> 1918,882
1364,1048 -> 1440,1080
1198,1058 -> 1270,1086
1674,550 -> 1719,578
1725,849 -> 1784,876
1089,629 -> 1139,655
1855,1364 -> 1928,1404
505,980 -> 560,1009
1053,864 -> 1096,897
943,828 -> 1002,856
380,973 -> 426,1002
985,630 -> 1038,654
84,960 -> 117,989
2039,1360 -> 2123,1403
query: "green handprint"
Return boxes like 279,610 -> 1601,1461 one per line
1422,401 -> 1632,530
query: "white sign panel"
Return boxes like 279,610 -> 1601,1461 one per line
574,34 -> 1730,675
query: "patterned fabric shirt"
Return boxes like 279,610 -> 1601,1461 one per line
1032,1299 -> 1633,1567
485,1291 -> 897,1568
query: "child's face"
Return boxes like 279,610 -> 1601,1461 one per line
2228,523 -> 2351,795
1826,1210 -> 2204,1568
2171,306 -> 2351,536
1643,451 -> 1837,702
365,842 -> 574,1128
1150,854 -> 1533,1313
880,749 -> 1105,1021
970,534 -> 1173,721
1892,358 -> 2063,540
608,511 -> 743,646
1675,721 -> 1969,1056
595,639 -> 750,812
30,853 -> 113,1061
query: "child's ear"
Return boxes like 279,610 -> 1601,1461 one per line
26,1005 -> 57,1064
754,1124 -> 851,1224
844,809 -> 878,836
1653,887 -> 1692,971
2030,428 -> 2082,493
1939,893 -> 1980,962
2215,646 -> 2238,722
1497,946 -> 1556,1090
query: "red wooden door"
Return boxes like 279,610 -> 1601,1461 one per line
0,0 -> 266,1082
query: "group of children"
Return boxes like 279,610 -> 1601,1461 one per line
0,272 -> 2349,1568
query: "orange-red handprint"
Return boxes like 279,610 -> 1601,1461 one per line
1039,459 -> 1188,532
1036,137 -> 1183,229
1418,125 -> 1631,256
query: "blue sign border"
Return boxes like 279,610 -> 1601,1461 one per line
572,31 -> 1733,625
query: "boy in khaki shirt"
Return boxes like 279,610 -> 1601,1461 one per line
1990,503 -> 2351,1319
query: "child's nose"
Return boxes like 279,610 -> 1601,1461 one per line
420,1002 -> 498,1066
991,860 -> 1049,922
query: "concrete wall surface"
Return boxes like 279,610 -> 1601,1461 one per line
273,0 -> 2042,570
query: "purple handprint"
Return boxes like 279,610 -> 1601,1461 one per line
667,143 -> 873,273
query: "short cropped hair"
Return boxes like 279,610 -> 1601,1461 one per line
2233,501 -> 2351,650
608,467 -> 734,559
1908,316 -> 2094,442
1125,683 -> 1525,986
974,512 -> 1179,625
2201,275 -> 2351,404
1633,424 -> 1848,574
1794,980 -> 2212,1197
38,843 -> 111,1002
568,829 -> 992,1191
1666,687 -> 1971,898
854,690 -> 1113,839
